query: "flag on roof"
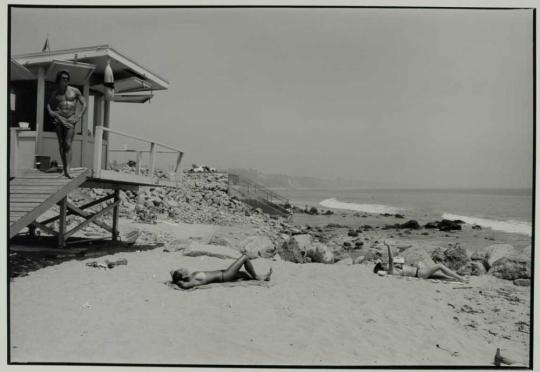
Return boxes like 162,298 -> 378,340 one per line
42,36 -> 50,52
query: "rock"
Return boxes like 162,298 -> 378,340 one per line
438,219 -> 462,231
308,207 -> 319,215
183,243 -> 240,260
400,246 -> 435,267
441,243 -> 470,271
336,258 -> 353,265
457,261 -> 486,276
395,214 -> 405,219
400,220 -> 421,229
489,256 -> 531,280
305,242 -> 334,264
472,224 -> 482,230
164,239 -> 192,252
239,235 -> 277,259
278,234 -> 311,263
485,244 -> 517,270
347,230 -> 359,237
424,222 -> 438,229
514,279 -> 531,286
209,234 -> 233,247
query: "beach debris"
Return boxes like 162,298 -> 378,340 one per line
447,303 -> 455,309
494,348 -> 518,366
82,302 -> 92,309
436,344 -> 459,357
513,279 -> 530,287
516,321 -> 529,334
86,258 -> 127,269
459,304 -> 483,314
86,261 -> 108,269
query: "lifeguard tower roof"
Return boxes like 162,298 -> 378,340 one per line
13,44 -> 169,93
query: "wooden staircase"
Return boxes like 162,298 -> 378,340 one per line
9,168 -> 90,239
227,173 -> 291,217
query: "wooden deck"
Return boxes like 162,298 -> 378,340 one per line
9,168 -> 90,238
9,167 -> 172,241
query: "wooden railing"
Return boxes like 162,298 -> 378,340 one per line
93,125 -> 184,181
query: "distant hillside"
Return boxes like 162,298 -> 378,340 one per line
227,168 -> 370,189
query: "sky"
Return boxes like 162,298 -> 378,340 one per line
10,7 -> 533,188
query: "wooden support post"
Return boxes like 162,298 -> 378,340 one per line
174,152 -> 184,181
10,128 -> 19,178
64,199 -> 119,239
35,67 -> 45,156
112,189 -> 120,241
58,197 -> 67,248
81,83 -> 90,167
93,126 -> 103,178
149,142 -> 157,178
136,151 -> 142,175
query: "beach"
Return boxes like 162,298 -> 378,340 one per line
8,172 -> 532,367
10,177 -> 530,367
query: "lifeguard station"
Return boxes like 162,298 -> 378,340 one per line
9,45 -> 184,248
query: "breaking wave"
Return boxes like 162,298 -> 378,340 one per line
319,198 -> 403,214
442,213 -> 532,236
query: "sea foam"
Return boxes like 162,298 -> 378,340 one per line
442,213 -> 532,237
319,198 -> 402,214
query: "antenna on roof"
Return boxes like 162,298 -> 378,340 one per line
41,34 -> 50,53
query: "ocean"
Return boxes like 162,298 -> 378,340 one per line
276,188 -> 533,237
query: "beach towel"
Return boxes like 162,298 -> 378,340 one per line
165,280 -> 273,291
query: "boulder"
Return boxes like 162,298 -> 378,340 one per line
164,239 -> 192,252
183,243 -> 240,260
457,261 -> 487,276
400,220 -> 421,229
485,244 -> 517,270
441,244 -> 470,271
489,256 -> 531,280
305,242 -> 335,264
278,234 -> 311,263
239,235 -> 277,259
401,246 -> 435,267
438,219 -> 462,231
209,234 -> 233,247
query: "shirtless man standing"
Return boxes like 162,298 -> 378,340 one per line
46,70 -> 86,178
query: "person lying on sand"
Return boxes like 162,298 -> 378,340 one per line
170,254 -> 272,289
373,241 -> 465,282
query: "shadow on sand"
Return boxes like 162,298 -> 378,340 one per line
9,235 -> 164,279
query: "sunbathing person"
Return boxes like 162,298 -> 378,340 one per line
170,254 -> 272,289
373,241 -> 465,282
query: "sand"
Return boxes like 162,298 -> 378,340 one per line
9,219 -> 530,367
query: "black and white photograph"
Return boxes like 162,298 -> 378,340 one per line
5,2 -> 535,369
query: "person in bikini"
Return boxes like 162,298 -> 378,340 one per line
170,254 -> 273,290
46,70 -> 87,178
373,240 -> 465,282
